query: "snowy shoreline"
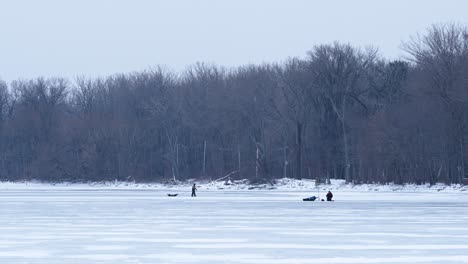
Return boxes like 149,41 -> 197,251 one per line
1,178 -> 467,193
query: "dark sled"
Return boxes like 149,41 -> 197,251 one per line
167,194 -> 178,197
302,196 -> 317,201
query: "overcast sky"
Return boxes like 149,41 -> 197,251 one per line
0,0 -> 467,82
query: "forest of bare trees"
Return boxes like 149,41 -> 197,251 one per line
0,23 -> 467,184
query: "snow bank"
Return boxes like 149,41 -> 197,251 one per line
1,178 -> 467,193
273,178 -> 468,193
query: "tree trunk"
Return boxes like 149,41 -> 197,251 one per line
237,145 -> 241,179
283,145 -> 288,179
255,143 -> 259,179
203,140 -> 207,178
342,103 -> 350,183
296,122 -> 302,179
460,139 -> 465,184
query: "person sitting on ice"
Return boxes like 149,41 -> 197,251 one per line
191,184 -> 197,197
326,191 -> 333,201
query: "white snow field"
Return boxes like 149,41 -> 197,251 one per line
1,187 -> 468,263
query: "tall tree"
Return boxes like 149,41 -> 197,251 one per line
403,23 -> 468,183
308,43 -> 378,182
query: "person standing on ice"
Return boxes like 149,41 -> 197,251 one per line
326,191 -> 333,201
191,184 -> 197,197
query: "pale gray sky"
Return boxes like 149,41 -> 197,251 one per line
0,0 -> 467,82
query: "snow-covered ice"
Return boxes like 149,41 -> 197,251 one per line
1,186 -> 468,263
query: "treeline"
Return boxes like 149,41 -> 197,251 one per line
0,23 -> 467,184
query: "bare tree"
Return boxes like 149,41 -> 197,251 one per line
0,22 -> 467,185
279,59 -> 319,179
308,42 -> 378,183
403,23 -> 468,183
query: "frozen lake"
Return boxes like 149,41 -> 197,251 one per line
1,188 -> 468,263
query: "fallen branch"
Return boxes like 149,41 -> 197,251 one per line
213,170 -> 240,183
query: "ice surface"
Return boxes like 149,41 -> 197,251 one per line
1,187 -> 468,263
